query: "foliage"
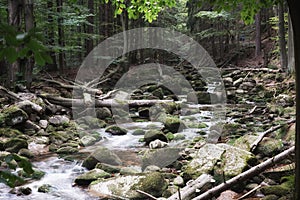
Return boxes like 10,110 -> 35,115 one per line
196,0 -> 276,24
0,23 -> 52,66
108,0 -> 176,22
0,153 -> 34,187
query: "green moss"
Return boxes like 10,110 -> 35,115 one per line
132,172 -> 168,197
0,128 -> 23,137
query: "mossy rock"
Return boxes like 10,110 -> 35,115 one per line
144,130 -> 168,145
38,184 -> 52,193
132,172 -> 168,198
82,147 -> 122,170
164,116 -> 186,133
1,106 -> 28,126
56,146 -> 79,154
75,169 -> 111,185
0,128 -> 23,137
132,129 -> 145,136
105,125 -> 128,135
4,138 -> 28,153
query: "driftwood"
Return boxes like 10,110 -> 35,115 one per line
191,146 -> 295,200
250,119 -> 295,152
39,94 -> 173,108
167,174 -> 214,200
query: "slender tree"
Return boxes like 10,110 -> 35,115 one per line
278,1 -> 288,71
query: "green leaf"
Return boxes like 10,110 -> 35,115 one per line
3,47 -> 18,63
34,52 -> 46,66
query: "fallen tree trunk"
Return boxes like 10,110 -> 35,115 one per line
250,119 -> 295,152
168,174 -> 214,200
39,94 -> 174,108
191,146 -> 295,200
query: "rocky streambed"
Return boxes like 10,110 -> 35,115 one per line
0,65 -> 296,200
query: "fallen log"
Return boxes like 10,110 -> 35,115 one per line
167,174 -> 214,200
191,146 -> 295,200
250,119 -> 295,152
38,94 -> 174,108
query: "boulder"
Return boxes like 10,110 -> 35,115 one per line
75,169 -> 111,185
105,125 -> 127,136
49,115 -> 70,126
82,147 -> 122,170
144,130 -> 168,145
96,107 -> 112,119
89,172 -> 168,199
80,135 -> 98,146
4,138 -> 28,153
1,106 -> 28,126
185,143 -> 255,179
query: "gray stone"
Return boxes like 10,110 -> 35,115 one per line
75,169 -> 111,185
49,115 -> 70,125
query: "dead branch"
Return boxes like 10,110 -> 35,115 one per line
191,146 -> 295,200
136,190 -> 158,200
40,78 -> 102,95
250,119 -> 295,152
0,86 -> 22,101
167,174 -> 214,200
38,94 -> 173,108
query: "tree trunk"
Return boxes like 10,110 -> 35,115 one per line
85,0 -> 94,55
46,0 -> 57,72
278,1 -> 288,71
287,10 -> 295,73
56,0 -> 65,74
286,1 -> 300,199
255,11 -> 261,57
24,0 -> 34,89
7,0 -> 23,90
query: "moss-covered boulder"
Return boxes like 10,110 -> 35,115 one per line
82,147 -> 122,170
256,137 -> 284,157
0,106 -> 28,126
89,172 -> 167,199
132,172 -> 168,198
105,125 -> 127,135
184,143 -> 255,180
4,138 -> 28,153
164,116 -> 186,133
89,175 -> 143,199
80,135 -> 98,146
96,107 -> 112,119
56,146 -> 79,154
75,169 -> 111,185
144,130 -> 168,145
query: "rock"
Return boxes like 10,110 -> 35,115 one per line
18,148 -> 34,158
120,166 -> 142,175
164,116 -> 185,133
133,172 -> 168,198
149,139 -> 168,149
75,169 -> 111,185
138,108 -> 150,118
143,165 -> 161,173
144,130 -> 168,145
95,163 -> 121,173
152,88 -> 164,99
187,91 -> 210,104
96,107 -> 112,119
18,187 -> 32,195
233,134 -> 259,151
39,120 -> 48,129
142,148 -> 183,171
262,194 -> 279,200
80,135 -> 98,146
185,143 -> 255,179
105,125 -> 128,135
257,137 -> 284,157
216,190 -> 238,200
1,106 -> 28,126
38,184 -> 52,193
49,115 -> 70,126
89,175 -> 143,199
132,129 -> 145,136
173,176 -> 184,187
56,146 -> 79,154
4,138 -> 28,153
82,147 -> 122,170
77,116 -> 107,129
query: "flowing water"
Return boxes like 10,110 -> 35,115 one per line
0,89 -> 226,199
